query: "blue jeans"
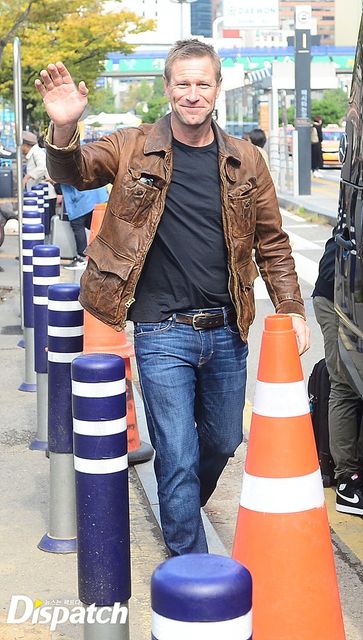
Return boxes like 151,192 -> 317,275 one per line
134,307 -> 248,556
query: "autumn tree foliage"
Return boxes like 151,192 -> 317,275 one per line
0,0 -> 154,125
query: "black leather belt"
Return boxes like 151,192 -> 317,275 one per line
174,308 -> 237,330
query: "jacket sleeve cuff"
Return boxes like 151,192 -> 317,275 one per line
276,300 -> 306,320
45,122 -> 80,150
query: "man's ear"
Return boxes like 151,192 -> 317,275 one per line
163,75 -> 170,97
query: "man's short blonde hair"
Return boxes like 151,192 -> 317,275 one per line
164,39 -> 222,84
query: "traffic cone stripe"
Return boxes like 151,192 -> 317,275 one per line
48,299 -> 83,312
48,325 -> 84,337
253,380 -> 309,417
74,453 -> 128,474
73,416 -> 127,436
240,469 -> 325,513
151,610 -> 252,640
48,350 -> 83,363
72,379 -> 126,398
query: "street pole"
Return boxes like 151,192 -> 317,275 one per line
170,0 -> 197,40
294,5 -> 312,195
13,37 -> 24,326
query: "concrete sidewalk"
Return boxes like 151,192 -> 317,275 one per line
278,171 -> 340,223
0,229 -> 227,639
0,232 -> 168,640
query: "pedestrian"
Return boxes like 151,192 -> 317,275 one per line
36,40 -> 310,556
21,131 -> 57,212
312,234 -> 363,515
311,116 -> 323,177
60,183 -> 109,270
246,128 -> 269,168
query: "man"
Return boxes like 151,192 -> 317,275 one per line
36,40 -> 310,556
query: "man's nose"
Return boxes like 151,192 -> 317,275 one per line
186,85 -> 200,101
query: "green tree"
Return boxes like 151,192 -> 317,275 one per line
311,89 -> 348,125
142,77 -> 169,124
121,79 -> 154,115
88,86 -> 115,114
0,0 -> 154,126
284,88 -> 349,126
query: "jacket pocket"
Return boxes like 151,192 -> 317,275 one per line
228,180 -> 257,238
80,238 -> 135,324
238,260 -> 259,326
111,169 -> 163,227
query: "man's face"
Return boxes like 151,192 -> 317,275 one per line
164,56 -> 221,129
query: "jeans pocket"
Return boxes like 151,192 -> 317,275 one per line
226,321 -> 241,336
134,319 -> 172,337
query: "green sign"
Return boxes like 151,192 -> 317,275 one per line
104,54 -> 355,75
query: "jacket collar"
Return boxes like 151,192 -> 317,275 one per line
143,113 -> 241,166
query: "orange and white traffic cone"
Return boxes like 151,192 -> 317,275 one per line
83,203 -> 153,465
232,314 -> 345,640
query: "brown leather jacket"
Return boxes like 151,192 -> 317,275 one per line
46,114 -> 305,341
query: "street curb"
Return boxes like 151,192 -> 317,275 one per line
278,194 -> 336,225
133,384 -> 228,556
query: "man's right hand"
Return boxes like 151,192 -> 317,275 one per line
35,62 -> 89,146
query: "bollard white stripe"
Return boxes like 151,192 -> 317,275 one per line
48,300 -> 83,311
73,417 -> 127,436
152,610 -> 252,640
22,249 -> 33,256
33,296 -> 48,305
72,379 -> 126,397
22,232 -> 44,239
48,325 -> 84,337
240,469 -> 325,513
74,454 -> 128,474
33,276 -> 60,285
253,380 -> 309,417
23,265 -> 33,272
23,217 -> 41,223
48,351 -> 82,363
33,256 -> 60,265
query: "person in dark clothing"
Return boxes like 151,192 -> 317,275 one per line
313,233 -> 363,515
311,116 -> 323,176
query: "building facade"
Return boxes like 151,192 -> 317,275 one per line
191,0 -> 213,37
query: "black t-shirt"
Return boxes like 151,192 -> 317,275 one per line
128,138 -> 231,322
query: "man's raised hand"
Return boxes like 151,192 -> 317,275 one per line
35,62 -> 88,131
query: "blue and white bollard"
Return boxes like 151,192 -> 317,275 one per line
17,205 -> 42,349
151,554 -> 252,640
72,353 -> 130,640
39,182 -> 50,237
30,245 -> 60,450
23,209 -> 42,225
19,223 -> 44,392
32,184 -> 46,232
38,283 -> 83,553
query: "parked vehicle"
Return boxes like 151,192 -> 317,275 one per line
321,125 -> 345,168
334,18 -> 363,399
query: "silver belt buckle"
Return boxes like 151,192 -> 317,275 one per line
192,312 -> 207,330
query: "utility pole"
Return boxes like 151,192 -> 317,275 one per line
294,5 -> 312,195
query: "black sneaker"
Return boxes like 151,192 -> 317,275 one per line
336,473 -> 363,516
64,256 -> 87,270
